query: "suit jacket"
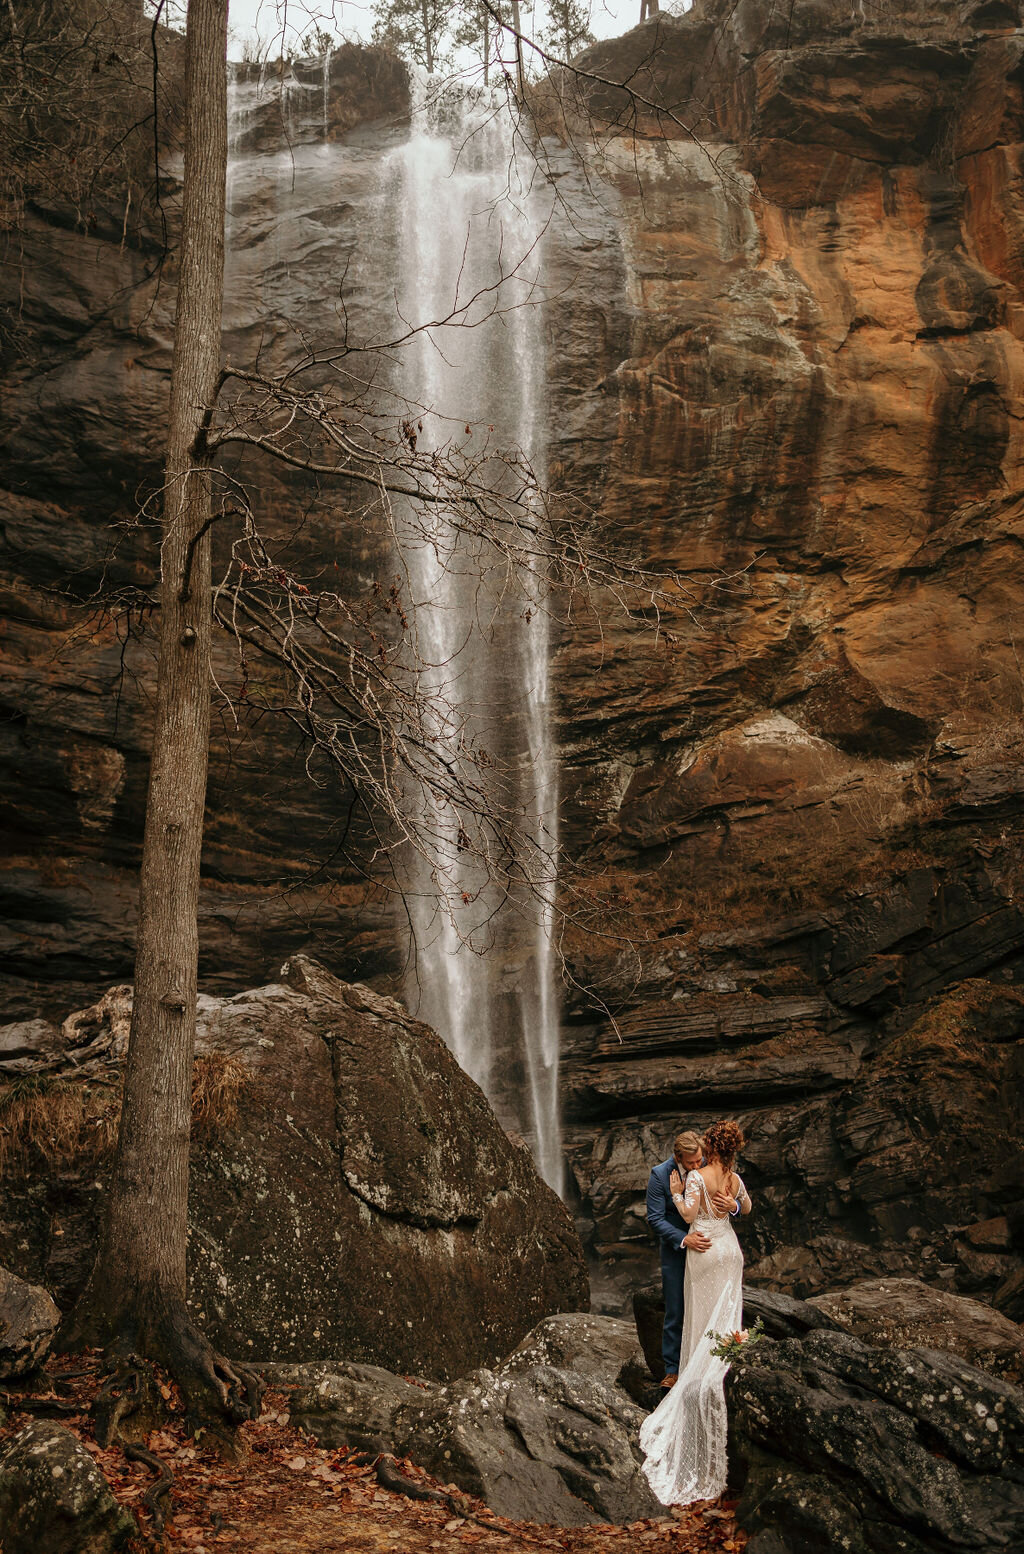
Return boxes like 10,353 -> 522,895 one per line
646,1157 -> 688,1258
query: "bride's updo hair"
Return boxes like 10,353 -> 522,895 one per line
703,1119 -> 745,1167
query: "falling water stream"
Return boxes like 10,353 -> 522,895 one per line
387,78 -> 563,1192
225,65 -> 563,1193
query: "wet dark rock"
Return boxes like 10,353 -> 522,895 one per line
0,1267 -> 60,1380
0,1420 -> 135,1554
964,1217 -> 1013,1252
728,1329 -> 1024,1553
954,1241 -> 1020,1296
570,960 -> 1024,1315
740,1288 -> 844,1341
809,1278 -> 1024,1381
631,1282 -> 665,1383
280,1314 -> 659,1527
744,1235 -> 947,1303
632,1281 -> 841,1384
0,961 -> 588,1380
230,45 -> 409,155
994,1267 -> 1024,1323
275,1360 -> 436,1452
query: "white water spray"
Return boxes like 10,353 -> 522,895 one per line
388,76 -> 563,1191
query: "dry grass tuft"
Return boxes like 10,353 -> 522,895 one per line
0,1073 -> 119,1176
0,1052 -> 251,1175
191,1052 -> 250,1135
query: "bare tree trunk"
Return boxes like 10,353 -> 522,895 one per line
483,11 -> 490,86
421,0 -> 434,72
65,0 -> 260,1439
108,0 -> 225,1324
510,0 -> 525,96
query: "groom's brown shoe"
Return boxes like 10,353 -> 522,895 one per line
660,1373 -> 678,1389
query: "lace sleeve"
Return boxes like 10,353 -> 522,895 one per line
684,1171 -> 702,1210
734,1172 -> 750,1209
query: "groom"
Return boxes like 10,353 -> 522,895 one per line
646,1129 -> 739,1389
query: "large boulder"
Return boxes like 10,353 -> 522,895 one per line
0,1421 -> 135,1554
810,1277 -> 1024,1381
393,1363 -> 659,1527
0,1267 -> 60,1379
728,1328 -> 1024,1554
500,1312 -> 646,1391
0,960 -> 588,1379
281,1313 -> 660,1526
267,1359 -> 431,1453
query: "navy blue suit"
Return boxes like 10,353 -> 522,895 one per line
646,1156 -> 689,1376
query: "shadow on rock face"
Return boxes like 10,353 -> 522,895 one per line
728,1326 -> 1024,1554
0,958 -> 589,1381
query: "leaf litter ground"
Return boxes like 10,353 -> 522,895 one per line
0,1355 -> 748,1554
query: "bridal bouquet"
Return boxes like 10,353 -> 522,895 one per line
707,1317 -> 766,1362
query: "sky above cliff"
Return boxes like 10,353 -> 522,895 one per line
224,1 -> 690,56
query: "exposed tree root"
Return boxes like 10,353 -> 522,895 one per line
123,1441 -> 174,1535
67,1284 -> 264,1457
155,1302 -> 264,1446
371,1452 -> 550,1543
92,1359 -> 163,1447
0,1392 -> 81,1418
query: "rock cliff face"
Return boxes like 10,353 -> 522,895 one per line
547,0 -> 1024,1310
3,2 -> 1024,1315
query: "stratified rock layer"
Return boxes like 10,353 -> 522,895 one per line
0,960 -> 588,1379
548,0 -> 1024,1308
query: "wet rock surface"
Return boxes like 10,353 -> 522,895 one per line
0,1420 -> 135,1554
0,960 -> 588,1380
728,1328 -> 1024,1553
809,1277 -> 1024,1381
280,1313 -> 660,1528
0,1266 -> 61,1380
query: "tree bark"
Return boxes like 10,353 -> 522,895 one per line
109,0 -> 226,1317
64,0 -> 258,1436
421,0 -> 434,71
510,0 -> 525,96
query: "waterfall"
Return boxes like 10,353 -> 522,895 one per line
387,76 -> 564,1192
321,47 -> 331,142
222,66 -> 564,1193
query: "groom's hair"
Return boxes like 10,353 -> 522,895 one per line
673,1130 -> 702,1160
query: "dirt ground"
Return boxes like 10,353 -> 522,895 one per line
0,1358 -> 748,1554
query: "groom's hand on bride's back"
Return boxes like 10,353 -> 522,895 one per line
683,1229 -> 711,1253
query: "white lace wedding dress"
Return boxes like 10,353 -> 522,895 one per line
639,1169 -> 746,1505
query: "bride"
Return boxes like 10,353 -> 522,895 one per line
639,1119 -> 752,1506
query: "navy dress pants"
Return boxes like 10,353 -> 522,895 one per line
660,1245 -> 686,1375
